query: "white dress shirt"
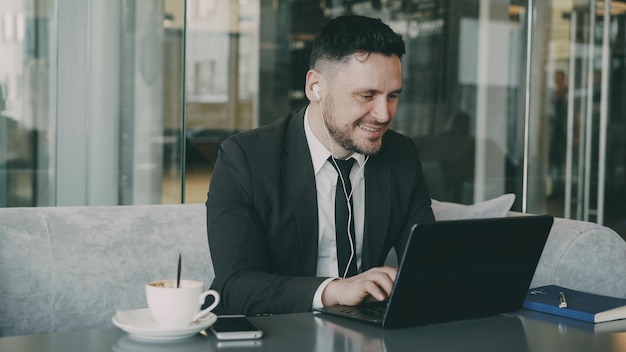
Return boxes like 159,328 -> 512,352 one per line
303,107 -> 367,308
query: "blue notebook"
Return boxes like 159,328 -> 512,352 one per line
523,285 -> 626,323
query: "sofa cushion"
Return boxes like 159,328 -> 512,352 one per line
0,208 -> 53,337
431,193 -> 515,220
47,204 -> 213,333
0,203 -> 213,337
384,195 -> 516,267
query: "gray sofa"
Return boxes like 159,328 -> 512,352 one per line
2,201 -> 626,337
0,204 -> 212,337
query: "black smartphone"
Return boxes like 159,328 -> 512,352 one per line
210,315 -> 263,340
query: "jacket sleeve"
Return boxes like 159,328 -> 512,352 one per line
206,137 -> 327,316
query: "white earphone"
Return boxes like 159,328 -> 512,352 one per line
314,82 -> 369,278
313,84 -> 320,99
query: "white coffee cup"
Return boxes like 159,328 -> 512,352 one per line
146,279 -> 220,328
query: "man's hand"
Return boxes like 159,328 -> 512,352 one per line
321,266 -> 398,307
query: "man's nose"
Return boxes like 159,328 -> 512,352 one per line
371,97 -> 391,123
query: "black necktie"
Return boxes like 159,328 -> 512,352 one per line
329,157 -> 358,278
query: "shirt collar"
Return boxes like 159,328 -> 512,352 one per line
304,106 -> 366,175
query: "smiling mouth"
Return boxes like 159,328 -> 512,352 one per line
358,123 -> 385,133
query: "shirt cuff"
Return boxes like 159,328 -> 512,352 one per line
312,278 -> 337,309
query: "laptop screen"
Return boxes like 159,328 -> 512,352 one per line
383,215 -> 553,328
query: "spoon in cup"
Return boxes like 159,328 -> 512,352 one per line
176,253 -> 181,288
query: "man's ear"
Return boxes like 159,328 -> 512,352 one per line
305,70 -> 323,102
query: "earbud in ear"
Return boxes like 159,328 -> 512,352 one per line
313,85 -> 320,99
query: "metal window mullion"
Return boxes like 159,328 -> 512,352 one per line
596,0 -> 611,225
521,0 -> 536,213
583,1 -> 597,221
565,10 -> 577,219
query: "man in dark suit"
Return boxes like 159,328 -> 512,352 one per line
206,15 -> 434,315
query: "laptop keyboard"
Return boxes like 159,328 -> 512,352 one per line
340,302 -> 387,322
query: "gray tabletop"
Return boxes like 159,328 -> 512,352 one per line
3,310 -> 626,352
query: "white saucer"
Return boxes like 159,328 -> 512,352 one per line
112,308 -> 217,342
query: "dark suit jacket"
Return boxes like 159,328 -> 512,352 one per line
206,107 -> 434,315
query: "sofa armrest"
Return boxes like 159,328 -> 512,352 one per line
530,217 -> 626,298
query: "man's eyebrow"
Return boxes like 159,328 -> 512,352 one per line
354,88 -> 403,95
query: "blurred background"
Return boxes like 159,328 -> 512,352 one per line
0,0 -> 624,239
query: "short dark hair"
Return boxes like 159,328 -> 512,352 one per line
309,15 -> 405,69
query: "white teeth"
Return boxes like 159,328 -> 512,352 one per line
359,125 -> 378,132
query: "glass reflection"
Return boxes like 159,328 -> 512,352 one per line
313,313 -> 530,352
183,0 -> 259,203
0,1 -> 49,207
534,0 -> 626,238
315,317 -> 385,352
113,333 -> 208,352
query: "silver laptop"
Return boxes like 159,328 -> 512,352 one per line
314,215 -> 554,328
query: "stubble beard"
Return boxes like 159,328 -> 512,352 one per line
322,96 -> 383,156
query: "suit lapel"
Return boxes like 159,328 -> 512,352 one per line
362,155 -> 391,268
281,111 -> 319,275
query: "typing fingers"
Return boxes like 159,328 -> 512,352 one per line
322,266 -> 398,307
358,267 -> 397,301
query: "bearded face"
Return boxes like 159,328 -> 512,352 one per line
321,93 -> 388,156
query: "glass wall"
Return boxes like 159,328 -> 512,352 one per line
0,0 -> 624,239
530,0 -> 626,236
182,0 -> 259,203
0,0 -> 189,205
0,1 -> 49,206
